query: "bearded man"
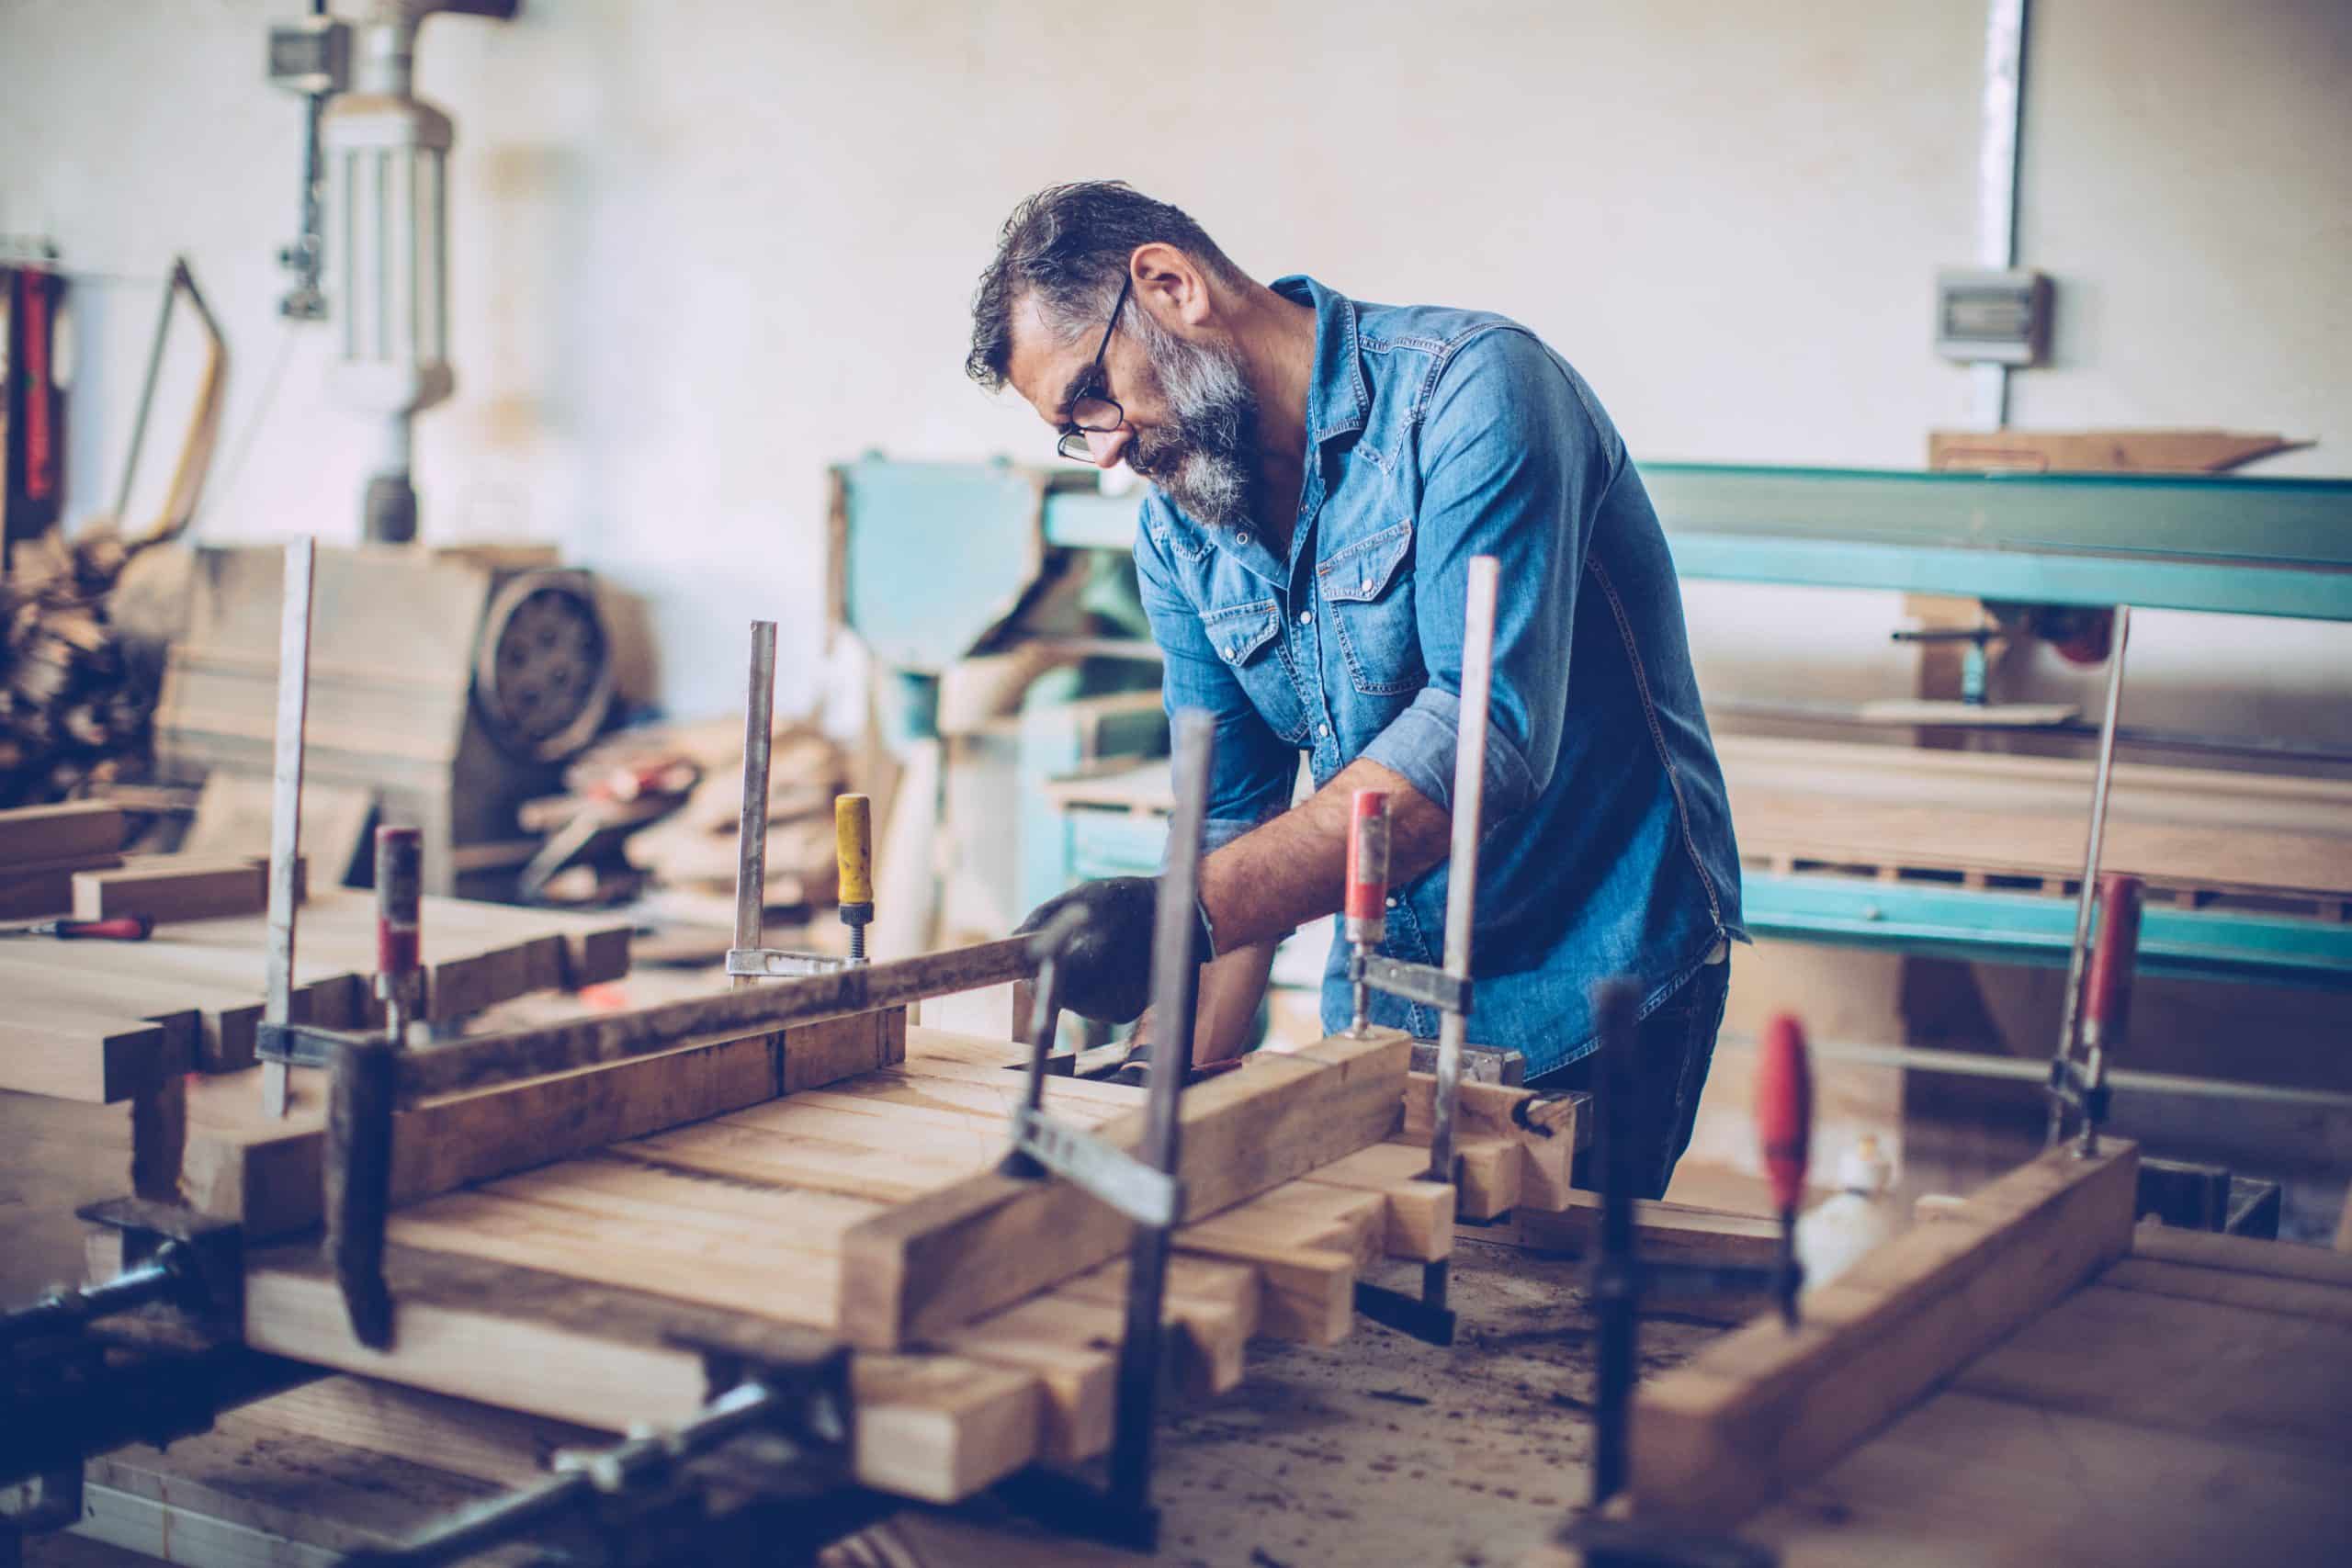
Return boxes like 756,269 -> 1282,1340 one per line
965,182 -> 1742,1196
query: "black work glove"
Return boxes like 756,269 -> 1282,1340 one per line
1014,876 -> 1214,1024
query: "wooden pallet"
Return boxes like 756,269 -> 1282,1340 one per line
1745,852 -> 2352,922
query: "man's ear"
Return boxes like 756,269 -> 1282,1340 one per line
1129,243 -> 1216,330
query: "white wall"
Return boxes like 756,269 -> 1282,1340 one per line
3,0 -> 2346,724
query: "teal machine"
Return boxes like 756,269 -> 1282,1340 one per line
839,458 -> 2352,990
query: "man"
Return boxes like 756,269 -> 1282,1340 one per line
966,182 -> 1743,1197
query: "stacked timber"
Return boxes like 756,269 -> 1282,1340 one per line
0,797 -> 124,917
608,716 -> 847,913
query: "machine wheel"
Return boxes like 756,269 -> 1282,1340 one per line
471,569 -> 613,763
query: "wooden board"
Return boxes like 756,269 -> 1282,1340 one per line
1397,1070 -> 1580,1217
71,852 -> 297,923
2130,1218 -> 2352,1286
242,1246 -> 1047,1506
0,799 -> 122,865
179,1008 -> 904,1238
1627,1143 -> 2139,1529
836,1032 -> 1408,1349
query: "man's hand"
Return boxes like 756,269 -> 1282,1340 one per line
1013,877 -> 1210,1024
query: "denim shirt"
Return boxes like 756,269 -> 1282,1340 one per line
1132,276 -> 1745,1075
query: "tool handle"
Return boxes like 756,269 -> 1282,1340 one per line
2082,873 -> 2144,1043
374,826 -> 423,978
1754,1013 -> 1813,1214
53,916 -> 154,942
835,795 -> 874,910
1343,790 -> 1390,944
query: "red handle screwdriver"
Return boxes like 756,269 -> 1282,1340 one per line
0,915 -> 155,942
1755,1012 -> 1814,1327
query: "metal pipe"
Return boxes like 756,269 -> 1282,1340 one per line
2049,604 -> 2132,1147
111,262 -> 183,522
0,1248 -> 185,1349
1768,1034 -> 2352,1112
731,622 -> 777,990
1588,979 -> 1642,1506
263,538 -> 318,1119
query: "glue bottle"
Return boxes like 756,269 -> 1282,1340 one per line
1796,1135 -> 1897,1288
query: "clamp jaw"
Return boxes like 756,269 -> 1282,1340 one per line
2048,873 -> 2143,1159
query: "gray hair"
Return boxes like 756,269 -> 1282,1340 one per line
966,181 -> 1245,390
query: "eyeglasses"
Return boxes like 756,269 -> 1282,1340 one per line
1056,276 -> 1132,461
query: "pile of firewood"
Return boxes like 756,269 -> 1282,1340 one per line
0,526 -> 163,807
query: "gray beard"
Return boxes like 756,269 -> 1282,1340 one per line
1126,318 -> 1260,531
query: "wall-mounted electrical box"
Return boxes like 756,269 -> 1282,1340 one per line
1935,267 -> 2052,366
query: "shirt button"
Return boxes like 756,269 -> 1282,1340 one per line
1235,531 -> 1250,546
1361,577 -> 1374,593
1297,610 -> 1313,626
1385,895 -> 1398,908
1317,722 -> 1330,738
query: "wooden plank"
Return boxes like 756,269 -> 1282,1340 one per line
2131,1218 -> 2352,1286
71,853 -> 292,923
1628,1143 -> 2139,1529
0,800 -> 122,865
231,1375 -> 610,1487
1297,1142 -> 1456,1261
177,1008 -> 904,1237
936,1294 -> 1120,1466
1175,1182 -> 1385,1344
833,1032 -> 1408,1349
241,1246 -> 1046,1504
1953,1280 -> 2352,1457
1053,1255 -> 1259,1393
2101,1255 -> 2352,1325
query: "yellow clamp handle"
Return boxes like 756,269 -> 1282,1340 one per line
835,794 -> 874,907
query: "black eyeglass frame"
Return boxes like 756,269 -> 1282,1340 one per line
1056,276 -> 1134,461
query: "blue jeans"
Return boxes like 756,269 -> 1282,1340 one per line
1529,956 -> 1730,1201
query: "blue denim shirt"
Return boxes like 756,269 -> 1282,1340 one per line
1132,276 -> 1745,1075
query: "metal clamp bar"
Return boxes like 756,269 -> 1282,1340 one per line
2048,604 -> 2132,1149
1006,1107 -> 1180,1228
725,948 -> 854,979
731,621 -> 778,992
256,1020 -> 374,1069
1353,953 -> 1471,1017
262,537 -> 318,1118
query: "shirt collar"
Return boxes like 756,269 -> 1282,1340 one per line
1271,274 -> 1369,448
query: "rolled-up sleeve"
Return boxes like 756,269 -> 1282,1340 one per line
1135,502 -> 1295,857
1360,327 -> 1610,825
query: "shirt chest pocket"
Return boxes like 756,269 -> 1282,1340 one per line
1201,597 -> 1309,744
1317,518 -> 1423,696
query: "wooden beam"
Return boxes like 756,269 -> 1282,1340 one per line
2098,1257 -> 2352,1326
1628,1142 -> 2138,1529
401,938 -> 1031,1099
0,1010 -> 167,1102
180,1009 -> 904,1237
2130,1219 -> 2352,1287
0,800 -> 122,865
231,1375 -> 610,1487
1497,1190 -> 1784,1270
241,1245 -> 1046,1505
834,1032 -> 1408,1350
71,854 -> 297,923
1175,1182 -> 1385,1346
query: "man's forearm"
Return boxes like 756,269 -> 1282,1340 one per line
1197,758 -> 1453,953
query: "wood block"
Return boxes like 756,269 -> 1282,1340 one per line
1298,1142 -> 1456,1261
242,1246 -> 1045,1504
71,853 -> 295,923
1174,1183 -> 1385,1346
937,1293 -> 1120,1465
0,1010 -> 168,1102
834,1032 -> 1408,1349
1053,1256 -> 1259,1394
1628,1143 -> 2139,1530
0,800 -> 123,866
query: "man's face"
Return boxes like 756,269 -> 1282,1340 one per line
1006,290 -> 1261,530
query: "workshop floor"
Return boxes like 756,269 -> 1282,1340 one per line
23,1241 -> 1730,1568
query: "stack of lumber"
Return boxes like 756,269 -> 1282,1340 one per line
1529,1145 -> 2352,1566
172,1020 -> 1456,1504
617,716 -> 847,908
0,797 -> 124,918
0,891 -> 632,1303
1722,736 -> 2352,911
